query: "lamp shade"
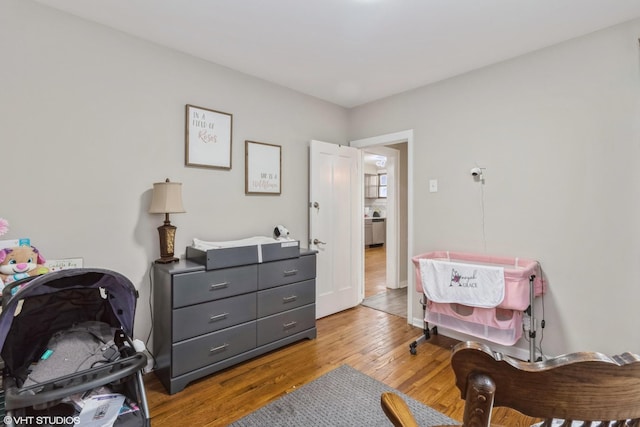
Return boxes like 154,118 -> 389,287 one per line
149,180 -> 186,214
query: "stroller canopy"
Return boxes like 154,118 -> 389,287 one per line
0,268 -> 138,353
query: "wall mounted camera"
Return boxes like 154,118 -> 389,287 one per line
274,224 -> 290,238
470,167 -> 485,182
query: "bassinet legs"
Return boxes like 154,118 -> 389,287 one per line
409,326 -> 438,355
409,276 -> 543,361
409,297 -> 438,355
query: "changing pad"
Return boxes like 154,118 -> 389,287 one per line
192,236 -> 294,250
187,236 -> 301,269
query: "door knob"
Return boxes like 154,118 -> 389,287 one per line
313,239 -> 326,245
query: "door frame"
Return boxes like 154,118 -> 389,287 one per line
350,129 -> 414,321
360,145 -> 399,290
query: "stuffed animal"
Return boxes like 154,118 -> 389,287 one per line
0,245 -> 49,288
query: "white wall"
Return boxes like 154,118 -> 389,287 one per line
1,0 -> 348,342
4,0 -> 639,358
349,19 -> 640,356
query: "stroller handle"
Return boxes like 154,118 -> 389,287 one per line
4,353 -> 147,411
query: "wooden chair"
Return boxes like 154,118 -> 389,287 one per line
381,341 -> 640,427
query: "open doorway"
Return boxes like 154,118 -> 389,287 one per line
351,130 -> 415,323
362,150 -> 390,295
358,144 -> 408,318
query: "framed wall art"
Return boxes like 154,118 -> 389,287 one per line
185,104 -> 232,169
245,140 -> 281,195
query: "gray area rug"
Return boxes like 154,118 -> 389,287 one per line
230,364 -> 458,426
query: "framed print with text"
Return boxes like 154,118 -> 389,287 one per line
185,104 -> 232,169
245,140 -> 281,194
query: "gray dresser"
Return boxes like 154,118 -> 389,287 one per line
153,248 -> 317,394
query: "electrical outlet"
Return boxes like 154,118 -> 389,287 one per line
523,317 -> 545,332
144,353 -> 154,373
522,314 -> 531,331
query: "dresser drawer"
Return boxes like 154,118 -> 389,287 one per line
173,264 -> 258,308
257,304 -> 315,346
257,279 -> 315,317
172,322 -> 256,377
173,293 -> 257,342
258,255 -> 316,290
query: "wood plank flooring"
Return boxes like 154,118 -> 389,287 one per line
365,245 -> 387,298
363,245 -> 407,318
143,306 -> 539,426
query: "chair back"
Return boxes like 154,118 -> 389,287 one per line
451,341 -> 640,426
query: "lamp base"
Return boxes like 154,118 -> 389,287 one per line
155,256 -> 179,264
156,220 -> 179,264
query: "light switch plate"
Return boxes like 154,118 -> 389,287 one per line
429,179 -> 438,193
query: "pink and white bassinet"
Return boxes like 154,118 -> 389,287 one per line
411,251 -> 546,355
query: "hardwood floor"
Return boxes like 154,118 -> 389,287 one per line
365,245 -> 387,298
143,306 -> 539,426
363,245 -> 408,318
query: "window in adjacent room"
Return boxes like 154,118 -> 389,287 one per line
378,173 -> 387,198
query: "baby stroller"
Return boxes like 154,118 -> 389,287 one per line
0,268 -> 151,426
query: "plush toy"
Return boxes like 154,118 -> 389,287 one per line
0,245 -> 49,288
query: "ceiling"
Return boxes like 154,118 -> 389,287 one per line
34,0 -> 640,108
364,152 -> 386,167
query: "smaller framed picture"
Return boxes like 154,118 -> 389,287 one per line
245,140 -> 281,194
185,104 -> 233,169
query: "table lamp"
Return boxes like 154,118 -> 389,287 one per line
149,178 -> 186,263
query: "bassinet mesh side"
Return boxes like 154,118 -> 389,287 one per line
1,287 -> 119,385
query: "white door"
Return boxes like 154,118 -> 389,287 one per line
309,140 -> 362,318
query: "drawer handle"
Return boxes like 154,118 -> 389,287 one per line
283,269 -> 298,276
210,281 -> 230,290
209,343 -> 229,354
209,313 -> 229,322
283,321 -> 298,330
282,295 -> 297,303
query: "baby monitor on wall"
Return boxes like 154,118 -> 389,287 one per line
274,225 -> 290,238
